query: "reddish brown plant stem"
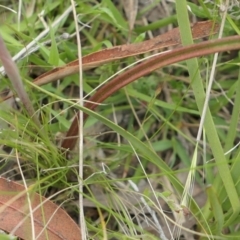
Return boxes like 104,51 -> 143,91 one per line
61,35 -> 240,151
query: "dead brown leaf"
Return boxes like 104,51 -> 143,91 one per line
1,21 -> 219,103
0,177 -> 81,240
36,21 -> 219,86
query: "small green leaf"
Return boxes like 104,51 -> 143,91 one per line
133,32 -> 146,43
48,28 -> 59,66
101,0 -> 128,30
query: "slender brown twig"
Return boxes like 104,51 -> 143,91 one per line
0,35 -> 41,129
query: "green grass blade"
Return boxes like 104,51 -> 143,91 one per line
224,59 -> 240,153
206,185 -> 224,235
175,0 -> 240,223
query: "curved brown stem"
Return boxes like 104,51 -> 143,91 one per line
61,35 -> 240,151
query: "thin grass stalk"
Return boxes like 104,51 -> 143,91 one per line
70,1 -> 86,239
